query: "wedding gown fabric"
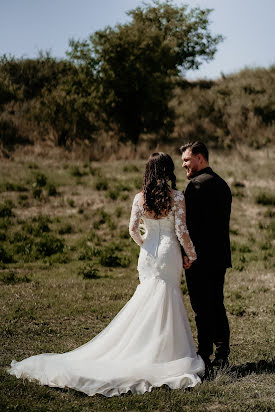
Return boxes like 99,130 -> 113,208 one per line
8,190 -> 204,397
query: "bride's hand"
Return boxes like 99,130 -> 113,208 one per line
183,256 -> 192,270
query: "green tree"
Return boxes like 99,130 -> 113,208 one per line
67,0 -> 223,144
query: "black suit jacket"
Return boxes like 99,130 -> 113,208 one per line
184,167 -> 232,268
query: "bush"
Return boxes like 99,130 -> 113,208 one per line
0,246 -> 13,263
78,264 -> 100,279
0,271 -> 31,284
94,177 -> 108,191
256,192 -> 275,206
58,224 -> 73,235
34,173 -> 47,187
34,235 -> 64,258
123,164 -> 139,173
32,187 -> 42,199
71,166 -> 83,177
99,244 -> 130,267
67,198 -> 75,207
0,201 -> 13,218
47,183 -> 57,196
3,183 -> 28,192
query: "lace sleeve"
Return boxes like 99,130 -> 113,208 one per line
174,191 -> 197,261
129,194 -> 143,247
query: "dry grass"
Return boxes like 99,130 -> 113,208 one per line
0,146 -> 274,411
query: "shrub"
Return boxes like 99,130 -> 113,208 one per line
0,202 -> 13,218
34,234 -> 64,257
133,177 -> 143,189
89,166 -> 101,176
78,264 -> 100,279
0,271 -> 31,284
34,173 -> 47,187
47,183 -> 57,196
99,244 -> 130,267
58,224 -> 73,235
4,183 -> 28,192
123,164 -> 139,173
67,198 -> 75,207
0,246 -> 13,263
27,162 -> 39,169
256,192 -> 275,206
108,187 -> 120,200
115,207 -> 123,218
94,177 -> 108,191
71,166 -> 83,177
32,187 -> 42,199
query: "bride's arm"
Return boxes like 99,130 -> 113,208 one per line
129,194 -> 143,247
174,191 -> 197,262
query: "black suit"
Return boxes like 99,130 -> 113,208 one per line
184,167 -> 231,361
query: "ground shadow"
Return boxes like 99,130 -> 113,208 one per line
230,359 -> 275,378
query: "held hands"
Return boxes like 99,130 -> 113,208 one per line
183,256 -> 193,270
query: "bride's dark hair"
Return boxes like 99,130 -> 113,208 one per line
143,152 -> 177,218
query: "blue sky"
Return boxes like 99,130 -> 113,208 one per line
1,0 -> 274,80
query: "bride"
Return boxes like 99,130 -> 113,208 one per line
8,152 -> 204,397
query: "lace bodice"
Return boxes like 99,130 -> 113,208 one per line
129,190 -> 197,261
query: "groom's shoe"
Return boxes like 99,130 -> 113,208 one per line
211,357 -> 229,369
202,358 -> 214,381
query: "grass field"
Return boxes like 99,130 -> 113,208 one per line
0,146 -> 274,411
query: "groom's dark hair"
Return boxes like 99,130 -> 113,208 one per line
180,141 -> 209,161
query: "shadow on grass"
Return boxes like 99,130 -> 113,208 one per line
230,359 -> 275,377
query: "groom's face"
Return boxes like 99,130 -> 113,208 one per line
181,148 -> 200,179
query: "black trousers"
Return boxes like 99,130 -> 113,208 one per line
185,262 -> 230,360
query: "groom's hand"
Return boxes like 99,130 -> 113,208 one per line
183,256 -> 192,270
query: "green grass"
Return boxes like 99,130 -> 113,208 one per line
0,147 -> 274,411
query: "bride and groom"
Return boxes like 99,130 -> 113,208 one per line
8,141 -> 231,396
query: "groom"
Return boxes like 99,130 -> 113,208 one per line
180,141 -> 231,374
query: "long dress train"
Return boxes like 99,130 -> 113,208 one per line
8,190 -> 204,397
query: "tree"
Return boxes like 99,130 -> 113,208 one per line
67,1 -> 223,145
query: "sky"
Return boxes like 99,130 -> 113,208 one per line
0,0 -> 274,80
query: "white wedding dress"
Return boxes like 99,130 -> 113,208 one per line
8,190 -> 204,397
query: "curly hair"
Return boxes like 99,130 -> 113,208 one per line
143,152 -> 177,218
